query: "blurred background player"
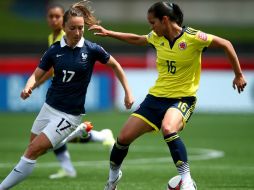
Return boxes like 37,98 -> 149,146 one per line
42,3 -> 116,180
90,1 -> 247,190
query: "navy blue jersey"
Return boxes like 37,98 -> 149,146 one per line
39,37 -> 110,115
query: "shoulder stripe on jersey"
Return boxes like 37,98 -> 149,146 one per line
187,27 -> 198,33
186,30 -> 197,35
186,28 -> 198,34
186,28 -> 198,35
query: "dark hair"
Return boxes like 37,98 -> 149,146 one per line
148,1 -> 183,26
63,0 -> 99,27
46,3 -> 65,14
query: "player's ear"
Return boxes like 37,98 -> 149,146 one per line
162,15 -> 169,24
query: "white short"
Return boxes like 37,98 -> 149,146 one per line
31,103 -> 82,147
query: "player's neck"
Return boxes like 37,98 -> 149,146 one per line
165,24 -> 182,42
53,29 -> 62,38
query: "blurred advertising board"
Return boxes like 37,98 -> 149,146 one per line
0,55 -> 253,112
0,74 -> 113,112
115,70 -> 254,113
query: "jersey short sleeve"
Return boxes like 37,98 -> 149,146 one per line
38,47 -> 55,71
194,31 -> 213,51
90,43 -> 110,64
146,31 -> 157,46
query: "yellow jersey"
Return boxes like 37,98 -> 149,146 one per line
146,27 -> 213,98
48,29 -> 65,46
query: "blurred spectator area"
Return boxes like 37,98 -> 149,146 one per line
0,0 -> 254,113
0,0 -> 253,56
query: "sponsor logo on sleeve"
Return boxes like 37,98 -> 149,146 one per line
198,32 -> 208,41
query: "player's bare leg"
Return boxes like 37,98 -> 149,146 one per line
0,133 -> 52,189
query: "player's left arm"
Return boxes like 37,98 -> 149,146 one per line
106,56 -> 134,109
209,35 -> 247,93
20,67 -> 47,100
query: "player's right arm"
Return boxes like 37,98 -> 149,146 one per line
36,67 -> 54,87
20,67 -> 47,100
89,25 -> 148,46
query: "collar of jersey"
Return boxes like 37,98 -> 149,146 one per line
60,36 -> 84,48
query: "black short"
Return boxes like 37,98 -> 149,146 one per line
132,94 -> 196,131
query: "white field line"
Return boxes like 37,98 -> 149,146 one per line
0,148 -> 224,168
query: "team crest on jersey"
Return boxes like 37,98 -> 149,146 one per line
178,41 -> 187,50
198,32 -> 208,41
81,53 -> 88,61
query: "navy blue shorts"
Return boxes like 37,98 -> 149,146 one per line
132,94 -> 196,131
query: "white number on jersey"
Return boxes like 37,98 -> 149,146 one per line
62,70 -> 75,82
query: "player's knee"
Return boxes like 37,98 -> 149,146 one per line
117,134 -> 128,144
117,133 -> 133,145
25,142 -> 45,159
161,123 -> 179,135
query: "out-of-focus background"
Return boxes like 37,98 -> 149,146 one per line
0,0 -> 254,113
0,1 -> 254,190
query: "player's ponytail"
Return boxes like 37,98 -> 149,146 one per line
171,3 -> 183,26
148,1 -> 183,26
63,0 -> 99,27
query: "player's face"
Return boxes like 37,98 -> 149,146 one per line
147,12 -> 164,36
63,16 -> 84,47
47,7 -> 64,31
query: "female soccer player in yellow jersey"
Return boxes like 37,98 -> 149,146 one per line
47,4 -> 65,46
89,2 -> 247,190
39,3 -> 117,180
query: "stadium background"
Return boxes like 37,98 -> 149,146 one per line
0,1 -> 254,190
0,0 -> 254,113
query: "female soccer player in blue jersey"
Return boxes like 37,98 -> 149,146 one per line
42,3 -> 118,180
0,1 -> 134,189
89,2 -> 247,190
42,3 -> 79,180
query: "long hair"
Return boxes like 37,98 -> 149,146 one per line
148,1 -> 183,26
63,0 -> 99,27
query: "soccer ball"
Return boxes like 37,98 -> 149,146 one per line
167,175 -> 197,190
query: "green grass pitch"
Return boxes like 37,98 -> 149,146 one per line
0,111 -> 253,190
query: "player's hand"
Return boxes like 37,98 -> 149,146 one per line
88,25 -> 109,36
233,74 -> 247,93
20,88 -> 32,100
124,94 -> 134,110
